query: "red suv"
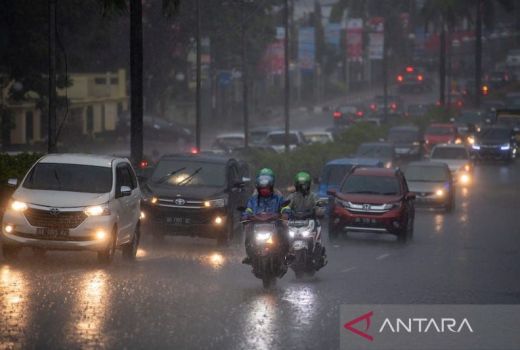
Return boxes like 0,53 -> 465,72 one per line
424,123 -> 460,153
327,167 -> 415,242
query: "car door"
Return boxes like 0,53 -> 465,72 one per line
115,163 -> 135,243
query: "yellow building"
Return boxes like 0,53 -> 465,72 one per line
5,69 -> 128,145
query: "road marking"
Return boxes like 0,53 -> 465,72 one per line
341,267 -> 357,273
376,253 -> 390,260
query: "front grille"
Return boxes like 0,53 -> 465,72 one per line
24,208 -> 87,229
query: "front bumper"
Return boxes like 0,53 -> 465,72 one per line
473,147 -> 512,160
1,209 -> 115,251
414,193 -> 449,207
142,204 -> 228,236
330,205 -> 405,234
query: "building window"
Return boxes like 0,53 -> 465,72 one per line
94,78 -> 106,84
25,111 -> 34,142
86,106 -> 94,134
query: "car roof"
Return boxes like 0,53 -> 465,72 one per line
326,158 -> 383,166
159,153 -> 233,164
351,167 -> 397,177
266,130 -> 299,136
407,161 -> 449,169
216,132 -> 245,139
39,153 -> 121,167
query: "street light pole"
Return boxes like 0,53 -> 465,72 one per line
284,0 -> 290,153
48,0 -> 57,153
241,0 -> 249,149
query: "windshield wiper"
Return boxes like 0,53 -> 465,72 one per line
177,167 -> 202,186
347,190 -> 380,194
153,167 -> 186,184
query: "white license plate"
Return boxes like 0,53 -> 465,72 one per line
292,240 -> 307,250
166,217 -> 191,224
36,228 -> 70,237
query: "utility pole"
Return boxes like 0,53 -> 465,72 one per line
241,0 -> 249,148
130,0 -> 143,164
439,19 -> 446,107
284,0 -> 290,153
48,0 -> 57,153
382,18 -> 388,122
195,0 -> 202,151
475,0 -> 482,108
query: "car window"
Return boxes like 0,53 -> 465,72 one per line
266,133 -> 299,145
322,165 -> 353,186
405,166 -> 449,182
117,165 -> 134,189
341,175 -> 401,196
23,163 -> 113,194
431,147 -> 468,160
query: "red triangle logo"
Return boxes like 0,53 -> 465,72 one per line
343,311 -> 374,341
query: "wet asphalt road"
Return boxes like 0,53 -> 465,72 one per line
1,160 -> 519,349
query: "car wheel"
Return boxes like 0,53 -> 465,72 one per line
98,228 -> 117,265
2,245 -> 20,260
122,223 -> 140,260
32,247 -> 47,258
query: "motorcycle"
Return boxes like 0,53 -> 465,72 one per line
240,211 -> 289,289
288,209 -> 327,279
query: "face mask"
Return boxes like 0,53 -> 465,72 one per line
259,187 -> 272,197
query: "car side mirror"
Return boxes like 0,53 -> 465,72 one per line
7,178 -> 18,187
406,192 -> 416,200
327,189 -> 337,196
120,186 -> 132,197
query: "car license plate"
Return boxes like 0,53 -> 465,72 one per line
166,217 -> 191,224
355,218 -> 377,224
36,228 -> 69,238
292,240 -> 307,251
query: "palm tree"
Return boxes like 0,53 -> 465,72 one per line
421,0 -> 466,107
99,0 -> 180,164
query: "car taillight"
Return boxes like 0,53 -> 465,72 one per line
356,111 -> 364,117
457,100 -> 463,107
370,104 -> 377,111
139,160 -> 149,169
397,75 -> 403,82
417,74 -> 423,81
406,66 -> 414,73
333,111 -> 341,119
390,103 -> 397,110
190,147 -> 199,154
481,85 -> 489,96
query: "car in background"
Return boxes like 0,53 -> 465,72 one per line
332,104 -> 365,126
396,65 -> 430,93
1,154 -> 142,263
354,117 -> 381,128
316,158 -> 384,202
454,110 -> 486,142
264,130 -> 306,153
212,133 -> 245,153
387,126 -> 422,159
430,144 -> 473,185
303,130 -> 334,144
472,126 -> 517,162
250,126 -> 282,146
116,114 -> 193,144
424,123 -> 460,153
495,109 -> 520,143
141,154 -> 251,245
404,161 -> 454,212
328,167 -> 415,242
484,71 -> 513,89
506,49 -> 520,68
368,95 -> 404,117
355,142 -> 396,169
405,104 -> 433,118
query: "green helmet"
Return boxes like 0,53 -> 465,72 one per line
294,171 -> 312,194
258,167 -> 275,180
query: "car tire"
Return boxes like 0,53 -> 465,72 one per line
122,223 -> 140,260
2,245 -> 20,260
98,228 -> 117,265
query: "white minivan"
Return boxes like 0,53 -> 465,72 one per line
1,154 -> 141,264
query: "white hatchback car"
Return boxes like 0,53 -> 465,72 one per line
1,154 -> 141,263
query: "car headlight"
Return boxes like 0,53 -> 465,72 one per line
459,173 -> 470,184
435,189 -> 445,197
467,136 -> 475,145
150,196 -> 158,204
10,200 -> 28,212
500,143 -> 510,151
462,164 -> 471,172
412,141 -> 420,146
255,232 -> 272,242
455,138 -> 462,144
204,198 -> 227,208
472,144 -> 481,150
84,205 -> 111,216
382,202 -> 401,210
385,161 -> 393,169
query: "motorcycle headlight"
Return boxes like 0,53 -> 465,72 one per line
255,232 -> 272,242
288,227 -> 297,238
203,198 -> 227,208
500,143 -> 510,151
300,229 -> 313,238
461,164 -> 471,172
10,200 -> 28,212
467,136 -> 475,145
84,204 -> 111,216
435,189 -> 445,197
472,144 -> 481,150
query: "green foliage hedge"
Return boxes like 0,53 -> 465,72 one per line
0,153 -> 42,209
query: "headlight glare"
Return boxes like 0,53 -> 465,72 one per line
205,198 -> 227,208
435,189 -> 445,197
500,144 -> 510,151
10,200 -> 28,212
84,205 -> 110,216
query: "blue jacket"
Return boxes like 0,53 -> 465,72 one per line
243,193 -> 290,218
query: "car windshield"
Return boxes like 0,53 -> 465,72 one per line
341,175 -> 401,195
23,163 -> 113,193
457,113 -> 484,124
405,166 -> 448,182
305,134 -> 330,144
479,128 -> 511,140
322,164 -> 353,186
431,147 -> 468,159
388,130 -> 419,143
251,131 -> 269,144
338,106 -> 357,113
266,133 -> 299,145
356,145 -> 393,158
215,137 -> 243,148
426,126 -> 454,135
151,160 -> 226,187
